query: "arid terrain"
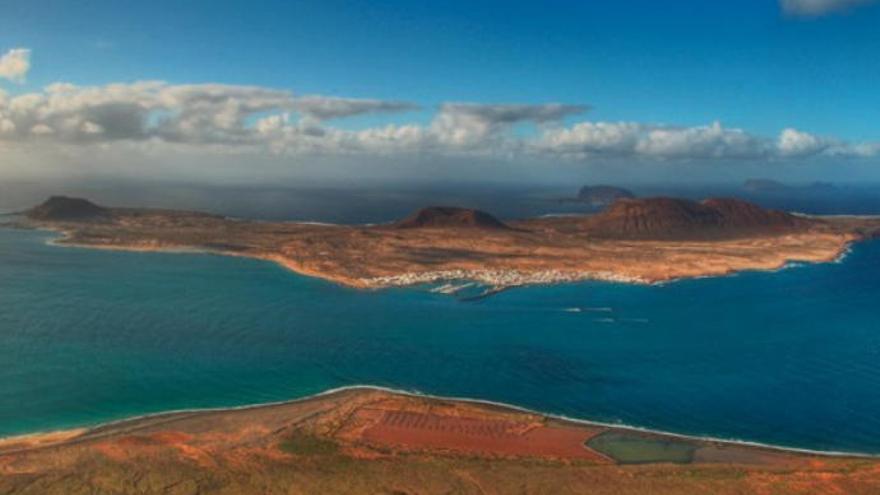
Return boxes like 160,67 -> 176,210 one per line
17,195 -> 880,290
7,197 -> 880,494
1,388 -> 879,495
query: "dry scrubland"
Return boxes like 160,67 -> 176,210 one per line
21,196 -> 880,290
7,197 -> 880,493
2,388 -> 880,495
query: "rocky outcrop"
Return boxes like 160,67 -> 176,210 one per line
26,196 -> 111,222
395,206 -> 510,230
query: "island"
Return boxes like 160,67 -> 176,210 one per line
7,198 -> 880,493
18,195 -> 880,291
2,387 -> 879,494
744,179 -> 838,194
575,184 -> 636,207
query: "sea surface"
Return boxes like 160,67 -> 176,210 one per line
1,225 -> 880,454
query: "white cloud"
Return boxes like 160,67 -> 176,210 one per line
293,96 -> 417,121
777,128 -> 832,156
537,122 -> 641,156
0,48 -> 31,84
154,84 -> 295,144
0,82 -> 424,147
0,79 -> 876,165
781,0 -> 878,16
538,122 -> 878,161
538,121 -> 769,160
636,122 -> 768,159
438,103 -> 589,125
30,123 -> 54,135
430,103 -> 588,148
842,142 -> 880,157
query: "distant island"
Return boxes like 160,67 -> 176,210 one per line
18,195 -> 880,291
575,185 -> 636,207
744,179 -> 837,193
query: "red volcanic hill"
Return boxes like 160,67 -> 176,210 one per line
26,196 -> 111,222
583,197 -> 812,239
395,206 -> 510,230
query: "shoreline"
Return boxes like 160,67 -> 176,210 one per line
2,383 -> 877,459
35,224 -> 861,291
2,223 -> 877,458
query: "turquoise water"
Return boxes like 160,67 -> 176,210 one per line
2,227 -> 880,453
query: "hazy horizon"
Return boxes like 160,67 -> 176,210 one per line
5,176 -> 880,224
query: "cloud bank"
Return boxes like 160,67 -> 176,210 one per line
0,80 -> 877,167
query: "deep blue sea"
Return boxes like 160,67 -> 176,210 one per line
1,225 -> 880,454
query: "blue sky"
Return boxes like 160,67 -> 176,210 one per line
1,0 -> 879,183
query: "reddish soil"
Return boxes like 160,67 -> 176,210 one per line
3,389 -> 880,494
356,408 -> 608,461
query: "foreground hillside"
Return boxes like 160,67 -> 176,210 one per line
2,388 -> 879,495
19,195 -> 880,290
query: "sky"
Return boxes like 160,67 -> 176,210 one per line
1,0 -> 879,186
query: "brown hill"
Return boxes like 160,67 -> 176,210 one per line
583,197 -> 812,239
26,196 -> 111,222
395,206 -> 510,229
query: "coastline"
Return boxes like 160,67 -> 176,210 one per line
2,383 -> 877,459
1,222 -> 876,457
36,223 -> 861,291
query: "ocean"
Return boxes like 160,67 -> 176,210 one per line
1,185 -> 880,453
